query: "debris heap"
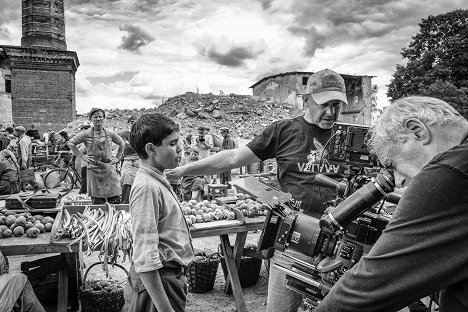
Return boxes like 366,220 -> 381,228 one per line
65,92 -> 301,140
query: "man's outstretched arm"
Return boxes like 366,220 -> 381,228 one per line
165,145 -> 260,180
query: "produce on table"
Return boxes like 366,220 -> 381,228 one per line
180,199 -> 237,225
0,211 -> 55,239
231,198 -> 268,218
54,204 -> 133,276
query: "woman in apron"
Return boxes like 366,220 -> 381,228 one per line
68,108 -> 125,204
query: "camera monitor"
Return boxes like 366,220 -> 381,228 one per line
327,122 -> 379,168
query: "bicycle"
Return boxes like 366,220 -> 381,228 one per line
42,153 -> 82,196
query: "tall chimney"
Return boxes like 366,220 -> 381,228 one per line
21,0 -> 67,50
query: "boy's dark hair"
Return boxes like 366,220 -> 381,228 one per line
5,127 -> 13,134
130,113 -> 179,159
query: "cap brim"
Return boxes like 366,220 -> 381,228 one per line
312,91 -> 348,105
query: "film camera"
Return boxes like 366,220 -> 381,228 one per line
252,122 -> 401,310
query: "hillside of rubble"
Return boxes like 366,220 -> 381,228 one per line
66,92 -> 301,141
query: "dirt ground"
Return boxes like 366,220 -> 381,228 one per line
8,231 -> 269,312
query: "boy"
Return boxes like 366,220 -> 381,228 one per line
127,113 -> 194,312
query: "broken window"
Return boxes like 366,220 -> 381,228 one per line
5,79 -> 11,93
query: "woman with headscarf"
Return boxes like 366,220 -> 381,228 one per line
67,108 -> 125,204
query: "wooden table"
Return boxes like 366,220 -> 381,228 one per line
0,232 -> 80,312
190,216 -> 265,312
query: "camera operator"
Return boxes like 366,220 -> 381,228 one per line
166,69 -> 348,312
314,96 -> 468,312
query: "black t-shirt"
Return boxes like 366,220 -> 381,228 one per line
247,116 -> 344,217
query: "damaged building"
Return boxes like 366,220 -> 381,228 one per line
0,0 -> 79,131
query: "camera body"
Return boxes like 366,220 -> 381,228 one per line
252,122 -> 400,310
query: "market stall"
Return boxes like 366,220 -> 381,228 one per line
0,207 -> 80,312
0,197 -> 266,312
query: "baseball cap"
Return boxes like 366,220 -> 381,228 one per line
220,127 -> 229,133
14,126 -> 26,132
89,107 -> 106,119
306,69 -> 348,105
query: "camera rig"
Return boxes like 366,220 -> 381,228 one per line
231,122 -> 402,310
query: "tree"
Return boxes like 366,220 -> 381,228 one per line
387,9 -> 468,119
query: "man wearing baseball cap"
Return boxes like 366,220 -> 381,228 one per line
166,69 -> 348,312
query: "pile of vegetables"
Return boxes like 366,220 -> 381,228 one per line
0,211 -> 54,238
180,200 -> 237,226
54,204 -> 132,275
82,279 -> 124,294
230,198 -> 268,217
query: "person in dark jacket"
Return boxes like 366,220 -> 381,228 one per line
314,96 -> 468,312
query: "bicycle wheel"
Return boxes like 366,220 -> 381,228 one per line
43,168 -> 75,196
71,170 -> 82,190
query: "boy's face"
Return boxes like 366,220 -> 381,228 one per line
146,131 -> 182,171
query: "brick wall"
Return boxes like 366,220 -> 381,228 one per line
11,68 -> 75,131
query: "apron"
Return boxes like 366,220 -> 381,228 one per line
87,127 -> 121,198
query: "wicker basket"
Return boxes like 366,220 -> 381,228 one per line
219,245 -> 262,288
80,262 -> 129,312
187,252 -> 220,293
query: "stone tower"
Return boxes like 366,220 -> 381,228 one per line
0,0 -> 79,131
21,0 -> 67,50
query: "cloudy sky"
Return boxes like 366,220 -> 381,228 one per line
1,0 -> 466,113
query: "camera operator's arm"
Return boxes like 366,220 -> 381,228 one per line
165,146 -> 260,180
314,164 -> 468,312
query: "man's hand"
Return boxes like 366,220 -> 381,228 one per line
81,155 -> 93,164
165,168 -> 182,180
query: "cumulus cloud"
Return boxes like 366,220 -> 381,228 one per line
87,71 -> 139,85
118,24 -> 155,53
201,46 -> 259,67
286,0 -> 466,58
0,26 -> 11,40
256,0 -> 274,10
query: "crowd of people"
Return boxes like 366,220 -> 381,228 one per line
0,107 -> 240,204
1,68 -> 467,312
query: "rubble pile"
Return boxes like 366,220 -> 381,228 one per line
65,92 -> 302,140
